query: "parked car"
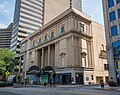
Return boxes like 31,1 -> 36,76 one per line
108,81 -> 117,86
0,80 -> 13,87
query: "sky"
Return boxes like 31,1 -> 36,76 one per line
0,0 -> 104,28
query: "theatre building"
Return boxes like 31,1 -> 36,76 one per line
20,8 -> 108,85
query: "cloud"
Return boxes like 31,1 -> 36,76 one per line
0,23 -> 7,28
91,7 -> 101,17
0,1 -> 10,14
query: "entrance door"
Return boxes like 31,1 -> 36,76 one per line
105,76 -> 109,84
62,75 -> 68,84
62,74 -> 71,84
96,77 -> 103,84
76,73 -> 84,84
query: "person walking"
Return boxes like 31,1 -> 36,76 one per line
49,76 -> 52,87
100,80 -> 104,88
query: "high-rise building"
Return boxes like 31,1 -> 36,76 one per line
11,0 -> 44,53
0,23 -> 13,48
43,0 -> 82,24
11,0 -> 82,54
102,0 -> 120,85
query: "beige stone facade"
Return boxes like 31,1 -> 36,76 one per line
20,8 -> 108,84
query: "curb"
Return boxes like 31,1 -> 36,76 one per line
94,88 -> 120,92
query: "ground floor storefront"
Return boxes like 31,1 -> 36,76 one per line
25,66 -> 108,85
55,68 -> 92,85
55,68 -> 108,85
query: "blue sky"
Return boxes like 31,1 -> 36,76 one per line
0,0 -> 104,28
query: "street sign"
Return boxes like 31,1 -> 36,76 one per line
5,71 -> 10,76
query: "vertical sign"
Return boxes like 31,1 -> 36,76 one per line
118,61 -> 120,79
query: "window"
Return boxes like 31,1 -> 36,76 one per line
91,75 -> 93,80
86,77 -> 89,81
45,35 -> 47,41
111,26 -> 118,36
109,11 -> 116,21
117,0 -> 120,4
118,9 -> 120,18
32,41 -> 35,47
17,45 -> 20,48
39,38 -> 41,44
108,0 -> 114,8
104,64 -> 109,70
51,32 -> 54,39
61,26 -> 65,34
80,24 -> 84,33
22,44 -> 25,47
112,40 -> 120,60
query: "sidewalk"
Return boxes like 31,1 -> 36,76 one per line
94,85 -> 120,92
13,84 -> 120,92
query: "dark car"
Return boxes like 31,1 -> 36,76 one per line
0,80 -> 13,87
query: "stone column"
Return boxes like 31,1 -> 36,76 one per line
35,50 -> 38,66
71,34 -> 74,66
71,72 -> 76,84
41,48 -> 44,68
90,42 -> 93,68
55,42 -> 58,68
87,41 -> 91,68
48,46 -> 50,66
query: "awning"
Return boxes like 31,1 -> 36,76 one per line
27,65 -> 41,75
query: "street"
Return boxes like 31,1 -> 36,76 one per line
0,86 -> 120,95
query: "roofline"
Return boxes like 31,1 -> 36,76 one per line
29,8 -> 92,39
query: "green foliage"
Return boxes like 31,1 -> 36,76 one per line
0,48 -> 16,74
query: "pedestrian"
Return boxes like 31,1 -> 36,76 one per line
100,80 -> 104,88
49,77 -> 52,87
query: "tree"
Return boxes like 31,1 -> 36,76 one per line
0,48 -> 16,74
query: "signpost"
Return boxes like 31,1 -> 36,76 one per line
118,61 -> 120,79
5,71 -> 10,76
5,71 -> 10,81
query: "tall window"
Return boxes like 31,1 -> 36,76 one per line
111,26 -> 118,36
61,26 -> 65,34
112,40 -> 120,60
109,11 -> 116,21
117,0 -> 120,4
22,44 -> 25,47
104,64 -> 109,70
118,9 -> 120,18
39,38 -> 41,44
51,32 -> 54,39
45,35 -> 47,41
80,24 -> 84,33
108,0 -> 114,8
32,41 -> 35,47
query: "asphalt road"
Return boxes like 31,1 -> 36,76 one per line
0,91 -> 21,95
0,86 -> 120,95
